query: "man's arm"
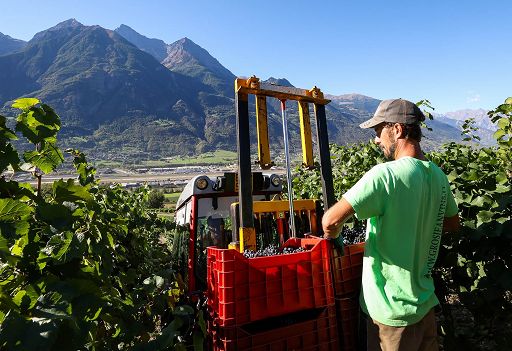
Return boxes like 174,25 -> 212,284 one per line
443,214 -> 460,234
322,198 -> 355,239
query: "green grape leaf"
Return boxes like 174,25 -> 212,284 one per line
36,203 -> 72,229
493,129 -> 506,140
0,221 -> 29,248
12,98 -> 40,110
52,179 -> 93,204
447,170 -> 458,182
43,232 -> 73,261
496,172 -> 509,185
33,104 -> 61,127
476,210 -> 494,227
0,115 -> 17,141
23,142 -> 64,174
494,184 -> 510,193
0,179 -> 35,201
497,117 -> 510,129
0,199 -> 32,221
16,107 -> 60,144
0,143 -> 20,172
14,220 -> 30,236
0,234 -> 9,255
470,196 -> 490,207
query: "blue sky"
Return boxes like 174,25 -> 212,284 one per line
1,0 -> 511,113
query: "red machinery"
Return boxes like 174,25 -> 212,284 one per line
174,77 -> 364,350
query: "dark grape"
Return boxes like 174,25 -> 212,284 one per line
341,225 -> 366,245
242,245 -> 306,258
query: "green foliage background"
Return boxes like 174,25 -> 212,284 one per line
0,99 -> 204,350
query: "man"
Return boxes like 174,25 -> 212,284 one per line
322,99 -> 460,351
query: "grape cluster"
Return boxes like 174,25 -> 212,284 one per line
243,245 -> 306,258
341,225 -> 366,245
282,246 -> 305,254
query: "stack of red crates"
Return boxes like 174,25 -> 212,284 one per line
331,242 -> 365,351
207,237 -> 339,350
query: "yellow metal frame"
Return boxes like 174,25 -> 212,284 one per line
232,76 -> 332,251
239,227 -> 256,251
235,76 -> 329,171
255,95 -> 272,169
233,199 -> 320,251
235,76 -> 329,105
298,101 -> 314,168
252,199 -> 318,213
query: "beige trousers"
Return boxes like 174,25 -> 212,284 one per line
366,309 -> 438,351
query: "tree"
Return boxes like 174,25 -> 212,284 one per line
148,189 -> 165,209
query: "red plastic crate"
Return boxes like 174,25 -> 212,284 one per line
207,238 -> 334,327
331,242 -> 365,297
209,306 -> 339,351
336,296 -> 359,351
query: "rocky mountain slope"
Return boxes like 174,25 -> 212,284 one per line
0,32 -> 26,56
0,19 -> 488,162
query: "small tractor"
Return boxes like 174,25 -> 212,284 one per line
173,77 -> 365,350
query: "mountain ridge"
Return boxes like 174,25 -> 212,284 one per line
0,19 -> 492,162
0,32 -> 26,56
114,24 -> 168,62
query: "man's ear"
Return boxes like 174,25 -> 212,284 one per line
394,123 -> 406,138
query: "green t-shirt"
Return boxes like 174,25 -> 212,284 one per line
343,157 -> 458,326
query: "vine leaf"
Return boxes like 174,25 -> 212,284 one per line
15,100 -> 61,145
476,210 -> 493,227
12,98 -> 40,110
23,142 -> 64,174
0,143 -> 20,173
52,179 -> 93,204
0,199 -> 32,221
0,115 -> 17,141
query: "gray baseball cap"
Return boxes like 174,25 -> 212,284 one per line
359,99 -> 425,129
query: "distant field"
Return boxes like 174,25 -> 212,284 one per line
94,160 -> 124,168
93,150 -> 238,169
155,191 -> 181,220
164,192 -> 181,202
164,150 -> 237,165
157,212 -> 174,220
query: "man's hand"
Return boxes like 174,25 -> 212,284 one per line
322,198 -> 355,239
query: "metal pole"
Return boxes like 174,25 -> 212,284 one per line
314,103 -> 336,209
236,90 -> 255,250
280,100 -> 297,238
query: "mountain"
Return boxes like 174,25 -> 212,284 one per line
114,24 -> 168,62
115,24 -> 238,93
441,108 -> 495,130
0,19 -> 201,126
115,26 -> 236,96
434,109 -> 495,145
0,19 -> 216,155
327,93 -> 381,115
265,77 -> 294,87
0,32 -> 27,56
323,94 -> 470,149
0,20 -> 487,162
162,37 -> 235,97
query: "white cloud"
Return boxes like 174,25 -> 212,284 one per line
466,92 -> 481,103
